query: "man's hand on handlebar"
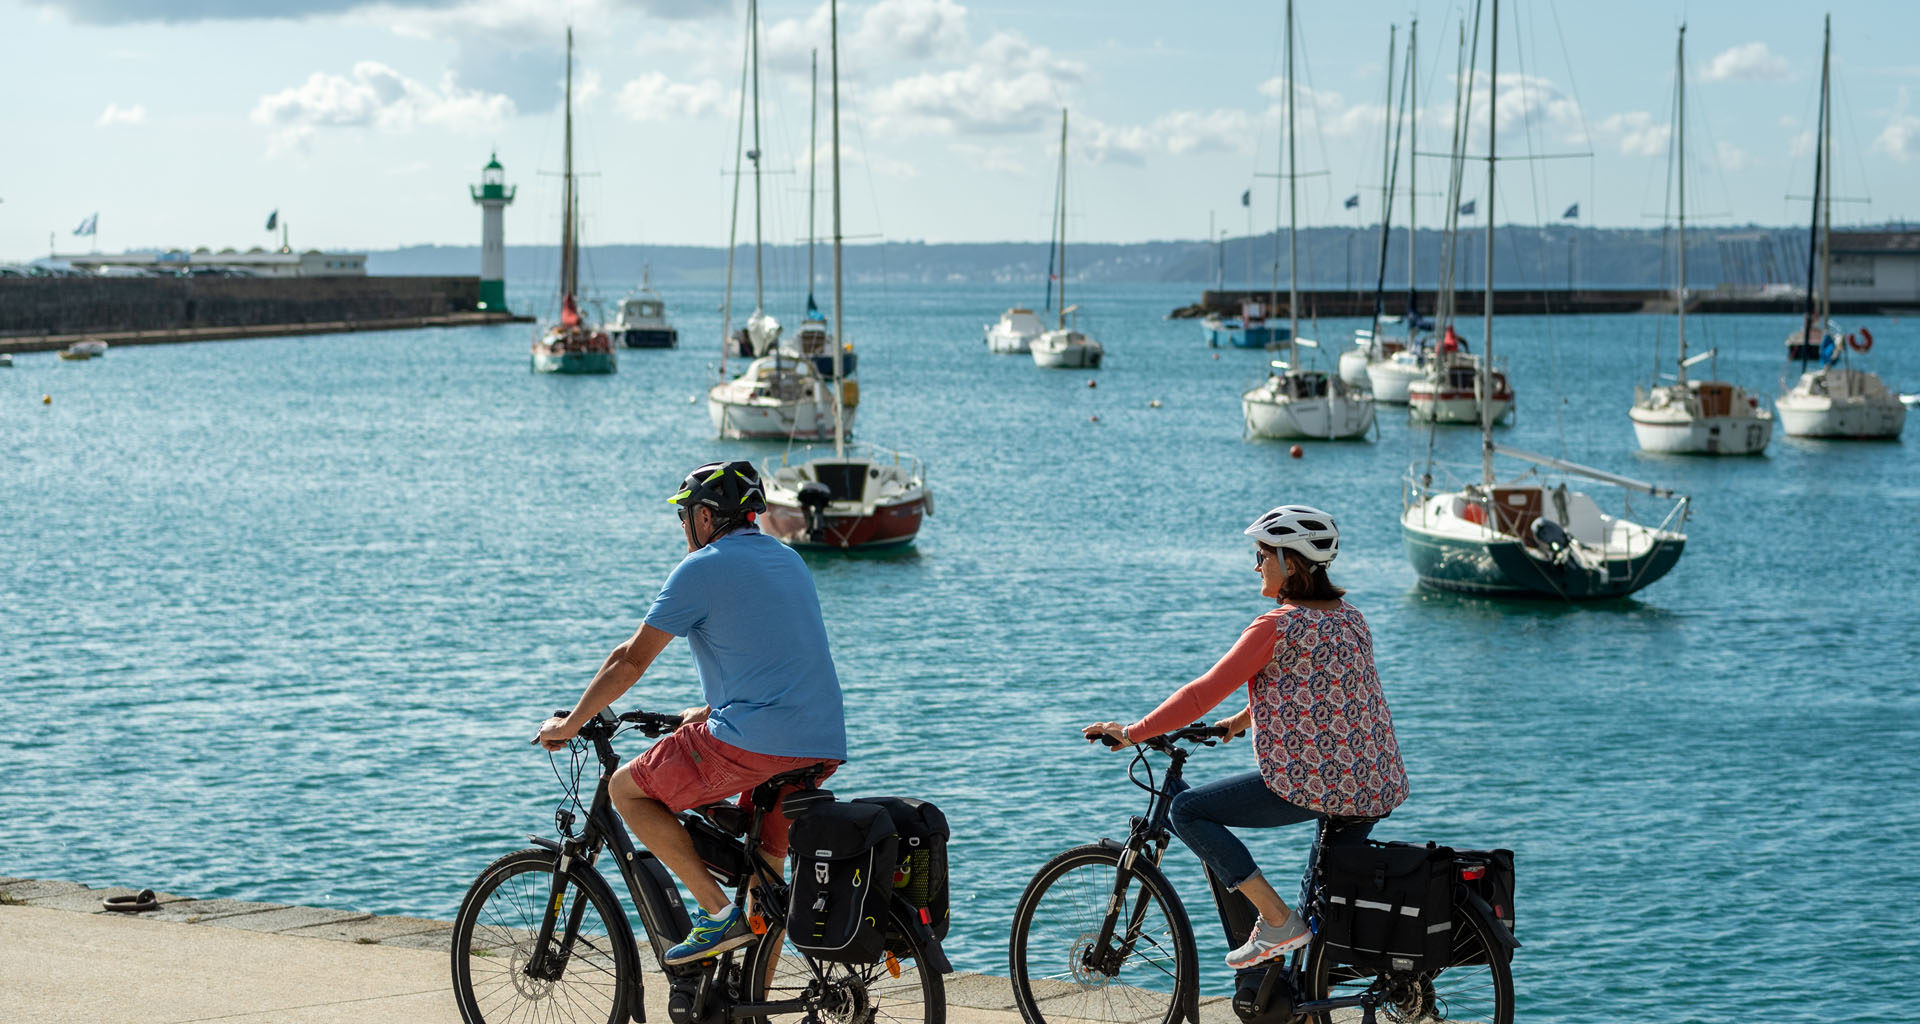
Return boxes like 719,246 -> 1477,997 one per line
534,715 -> 581,751
1083,721 -> 1134,749
676,705 -> 712,730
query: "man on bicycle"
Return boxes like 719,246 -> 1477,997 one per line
535,460 -> 847,965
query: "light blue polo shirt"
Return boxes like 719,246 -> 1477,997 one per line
643,527 -> 847,761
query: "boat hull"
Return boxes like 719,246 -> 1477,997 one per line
1402,521 -> 1686,600
1366,360 -> 1425,404
986,328 -> 1035,354
708,396 -> 849,440
1775,396 -> 1906,439
1243,393 -> 1376,440
532,350 -> 617,374
761,495 -> 926,550
618,327 -> 678,348
1408,389 -> 1512,424
1629,410 -> 1773,454
1338,348 -> 1370,387
1032,332 -> 1103,368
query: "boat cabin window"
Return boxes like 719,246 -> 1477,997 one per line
1446,366 -> 1477,390
807,462 -> 868,502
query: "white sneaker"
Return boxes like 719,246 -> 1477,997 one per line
1225,912 -> 1311,968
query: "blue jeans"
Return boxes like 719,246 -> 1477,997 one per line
1168,771 -> 1375,894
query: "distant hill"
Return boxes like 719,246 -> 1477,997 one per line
369,223 -> 1912,290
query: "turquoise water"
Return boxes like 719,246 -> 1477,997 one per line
4,282 -> 1917,1022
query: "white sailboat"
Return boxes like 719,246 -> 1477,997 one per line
708,0 -> 838,441
1343,23 -> 1430,395
1774,17 -> 1905,441
1630,26 -> 1773,455
1402,0 -> 1690,600
1031,109 -> 1104,370
1242,0 -> 1373,441
530,28 -> 615,376
763,0 -> 928,551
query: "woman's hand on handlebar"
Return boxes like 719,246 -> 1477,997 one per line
675,705 -> 712,730
1083,721 -> 1134,749
1213,708 -> 1252,744
534,715 -> 580,751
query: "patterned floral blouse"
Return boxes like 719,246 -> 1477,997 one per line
1128,602 -> 1409,817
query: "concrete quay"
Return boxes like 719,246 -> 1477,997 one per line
0,310 -> 532,356
0,876 -> 1241,1024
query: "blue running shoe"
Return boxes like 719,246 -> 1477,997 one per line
665,904 -> 756,965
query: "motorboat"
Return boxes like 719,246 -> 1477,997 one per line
1204,301 -> 1287,349
986,307 -> 1045,354
609,270 -> 677,348
1408,339 -> 1510,424
707,353 -> 844,440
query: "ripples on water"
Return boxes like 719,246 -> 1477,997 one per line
4,283 -> 1916,1022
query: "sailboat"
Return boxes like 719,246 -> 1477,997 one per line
1341,23 -> 1424,392
531,28 -> 614,376
609,266 -> 678,349
1774,16 -> 1906,440
1402,0 -> 1690,600
1353,22 -> 1435,404
1031,109 -> 1104,370
1630,26 -> 1773,455
707,0 -> 840,440
1242,0 -> 1374,441
762,0 -> 929,551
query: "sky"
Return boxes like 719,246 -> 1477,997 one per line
3,0 -> 1918,262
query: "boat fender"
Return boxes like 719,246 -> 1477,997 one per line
1850,328 -> 1872,352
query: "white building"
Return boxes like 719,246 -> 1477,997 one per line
1830,231 -> 1920,307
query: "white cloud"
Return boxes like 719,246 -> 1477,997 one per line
251,61 -> 513,154
616,72 -> 727,120
946,141 -> 1029,175
1716,140 -> 1754,172
1596,111 -> 1669,157
1871,87 -> 1920,162
1788,128 -> 1815,158
96,102 -> 146,126
864,31 -> 1082,135
1254,78 -> 1385,139
1701,42 -> 1792,83
1078,109 -> 1255,165
853,0 -> 967,59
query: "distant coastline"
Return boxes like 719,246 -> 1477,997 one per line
371,222 -> 1914,290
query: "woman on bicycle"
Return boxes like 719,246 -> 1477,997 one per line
1084,505 -> 1408,969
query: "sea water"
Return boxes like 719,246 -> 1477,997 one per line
3,282 -> 1917,1022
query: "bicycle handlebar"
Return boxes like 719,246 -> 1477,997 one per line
555,708 -> 685,741
1094,723 -> 1231,751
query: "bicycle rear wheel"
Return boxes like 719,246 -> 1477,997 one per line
451,848 -> 637,1024
1008,844 -> 1194,1024
1299,903 -> 1513,1023
746,903 -> 945,1024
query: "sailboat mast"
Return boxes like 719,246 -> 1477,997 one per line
830,0 -> 846,456
1369,25 -> 1398,342
1480,0 -> 1498,486
561,26 -> 576,301
1407,20 -> 1418,322
750,0 -> 765,313
1057,108 -> 1069,330
1819,19 -> 1833,344
1675,24 -> 1689,383
808,50 -> 818,309
1285,0 -> 1299,360
1800,16 -> 1828,370
719,9 -> 751,374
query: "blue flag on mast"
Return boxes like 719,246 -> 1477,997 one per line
1457,199 -> 1476,216
1344,194 -> 1360,209
73,213 -> 98,236
1562,202 -> 1579,219
265,210 -> 278,231
1240,189 -> 1251,208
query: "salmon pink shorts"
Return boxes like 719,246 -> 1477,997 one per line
626,722 -> 837,859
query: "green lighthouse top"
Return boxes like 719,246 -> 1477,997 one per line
471,150 -> 515,203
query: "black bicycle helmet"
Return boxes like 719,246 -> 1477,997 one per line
668,460 -> 767,516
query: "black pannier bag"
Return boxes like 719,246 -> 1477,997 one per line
1315,841 -> 1454,973
786,801 -> 897,963
852,796 -> 951,943
1449,847 -> 1515,964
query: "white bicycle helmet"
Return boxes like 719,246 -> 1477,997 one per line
1245,505 -> 1340,564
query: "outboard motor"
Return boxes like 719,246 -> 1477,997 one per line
1530,518 -> 1572,563
797,481 -> 833,543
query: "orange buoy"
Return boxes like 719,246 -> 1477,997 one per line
42,394 -> 51,405
1289,445 -> 1303,459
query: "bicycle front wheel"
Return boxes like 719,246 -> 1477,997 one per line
746,903 -> 945,1024
1008,844 -> 1194,1024
450,848 -> 637,1024
1299,904 -> 1514,1024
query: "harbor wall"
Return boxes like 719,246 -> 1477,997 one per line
0,276 -> 494,338
1173,288 -> 1903,319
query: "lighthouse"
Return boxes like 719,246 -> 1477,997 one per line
470,152 -> 515,311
